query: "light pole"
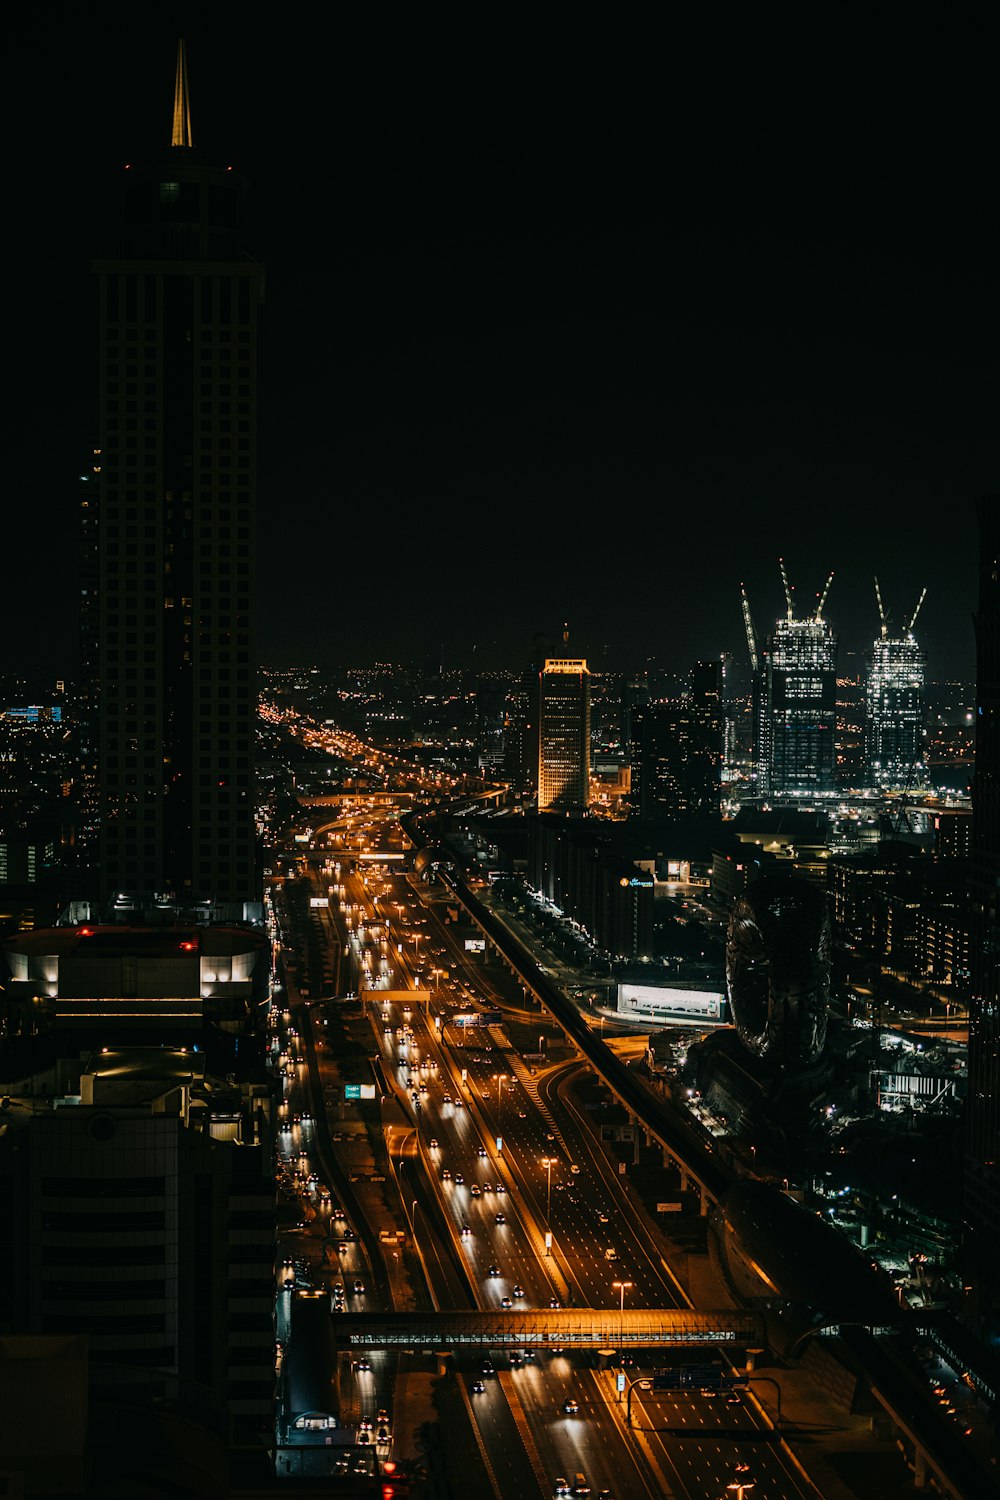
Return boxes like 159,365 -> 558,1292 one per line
613,1280 -> 633,1380
541,1157 -> 556,1251
725,1480 -> 756,1500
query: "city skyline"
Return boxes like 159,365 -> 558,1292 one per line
6,16 -> 998,686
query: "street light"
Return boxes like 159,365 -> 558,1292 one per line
725,1479 -> 756,1500
541,1157 -> 556,1250
612,1280 -> 633,1376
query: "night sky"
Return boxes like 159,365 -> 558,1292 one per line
8,11 -> 998,688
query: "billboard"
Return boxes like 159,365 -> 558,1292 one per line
617,983 -> 725,1023
464,938 -> 486,952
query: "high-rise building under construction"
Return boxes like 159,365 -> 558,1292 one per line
751,564 -> 838,799
865,580 -> 927,791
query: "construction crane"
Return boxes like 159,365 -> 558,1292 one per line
814,569 -> 835,622
740,583 -> 759,675
874,576 -> 888,639
906,587 -> 928,635
779,557 -> 795,621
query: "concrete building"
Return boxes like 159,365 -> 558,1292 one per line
968,495 -> 1000,1299
0,1049 -> 275,1443
86,43 -> 263,913
629,660 -> 722,819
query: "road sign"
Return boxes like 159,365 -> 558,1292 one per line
616,1373 -> 626,1393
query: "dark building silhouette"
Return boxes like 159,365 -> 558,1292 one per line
630,660 -> 722,819
968,495 -> 1000,1318
88,43 -> 263,914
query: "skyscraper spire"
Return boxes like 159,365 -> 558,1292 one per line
171,39 -> 193,149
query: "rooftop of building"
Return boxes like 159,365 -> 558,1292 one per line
4,923 -> 269,960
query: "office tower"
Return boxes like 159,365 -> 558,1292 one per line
629,661 -> 722,819
537,659 -> 590,812
757,564 -> 838,799
967,496 -> 1000,1272
90,43 -> 263,914
865,581 -> 927,790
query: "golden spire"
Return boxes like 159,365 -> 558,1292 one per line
171,39 -> 193,149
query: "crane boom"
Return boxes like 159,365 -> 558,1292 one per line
874,576 -> 888,639
779,558 -> 794,621
907,587 -> 928,635
814,569 -> 835,622
740,583 -> 759,675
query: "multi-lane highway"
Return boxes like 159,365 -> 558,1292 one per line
267,763 -> 819,1499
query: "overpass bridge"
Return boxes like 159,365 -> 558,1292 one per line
433,864 -> 730,1210
334,1307 -> 765,1350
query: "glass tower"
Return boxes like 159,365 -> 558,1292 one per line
538,659 -> 591,812
761,618 -> 838,798
866,633 -> 926,790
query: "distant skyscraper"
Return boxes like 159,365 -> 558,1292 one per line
538,659 -> 590,812
865,581 -> 927,790
89,44 -> 263,913
629,661 -> 722,818
968,496 -> 1000,1276
757,565 -> 838,798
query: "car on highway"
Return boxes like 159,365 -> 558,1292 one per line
495,1212 -> 506,1224
442,1168 -> 451,1180
562,1398 -> 579,1415
554,1480 -> 571,1497
471,1380 -> 485,1394
461,1222 -> 472,1236
353,1279 -> 366,1294
429,1138 -> 439,1149
488,1264 -> 500,1277
570,1164 -> 580,1174
481,1360 -> 494,1375
501,1295 -> 513,1308
470,1184 -> 481,1197
597,1212 -> 609,1225
512,1283 -> 523,1297
549,1297 -> 561,1309
454,1173 -> 464,1184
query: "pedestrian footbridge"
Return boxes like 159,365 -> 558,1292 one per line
335,1308 -> 765,1350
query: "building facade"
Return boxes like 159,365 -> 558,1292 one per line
89,49 -> 263,913
759,615 -> 838,799
537,659 -> 590,812
0,1051 -> 275,1440
866,632 -> 927,790
629,660 -> 722,819
968,496 -> 1000,1276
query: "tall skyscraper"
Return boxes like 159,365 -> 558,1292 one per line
968,496 -> 1000,1291
538,659 -> 590,812
865,582 -> 927,790
757,565 -> 838,799
89,44 -> 263,914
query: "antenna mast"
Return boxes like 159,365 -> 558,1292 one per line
779,558 -> 794,622
740,583 -> 759,675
